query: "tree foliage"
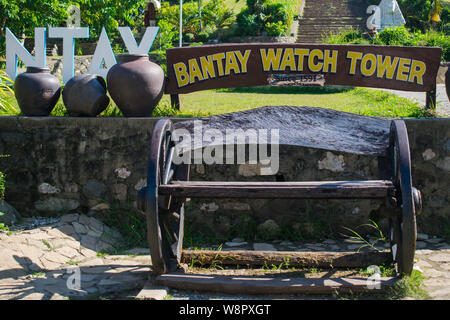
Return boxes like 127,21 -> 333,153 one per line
68,0 -> 148,40
0,0 -> 68,38
0,0 -> 148,47
156,0 -> 235,44
397,0 -> 449,31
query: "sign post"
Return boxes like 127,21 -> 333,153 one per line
179,0 -> 183,47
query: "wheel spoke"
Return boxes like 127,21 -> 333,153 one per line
171,212 -> 180,220
161,212 -> 179,243
163,146 -> 175,185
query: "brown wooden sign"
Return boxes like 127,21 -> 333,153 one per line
164,43 -> 442,94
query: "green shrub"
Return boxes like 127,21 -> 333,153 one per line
417,29 -> 450,61
0,171 -> 5,201
154,19 -> 177,51
322,26 -> 450,61
375,26 -> 414,46
183,32 -> 195,43
236,11 -> 260,35
322,28 -> 371,45
0,71 -> 19,115
264,2 -> 288,24
265,21 -> 287,36
340,28 -> 362,42
406,16 -> 428,32
197,31 -> 210,42
443,23 -> 450,35
265,0 -> 297,28
235,0 -> 298,37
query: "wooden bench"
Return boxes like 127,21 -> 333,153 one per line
138,43 -> 442,294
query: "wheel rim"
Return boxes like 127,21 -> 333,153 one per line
389,120 -> 417,276
146,119 -> 185,274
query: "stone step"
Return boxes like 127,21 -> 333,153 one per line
297,0 -> 370,43
299,24 -> 366,28
299,24 -> 365,28
300,21 -> 365,25
298,27 -> 365,33
298,28 -> 365,34
302,16 -> 366,20
303,6 -> 367,11
303,9 -> 367,14
300,18 -> 366,23
302,13 -> 366,18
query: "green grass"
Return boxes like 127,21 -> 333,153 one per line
335,269 -> 430,300
341,219 -> 388,253
0,171 -> 5,201
0,222 -> 9,232
93,202 -> 147,254
387,270 -> 431,300
158,86 -> 430,118
42,239 -> 54,251
0,85 -> 431,119
359,263 -> 397,278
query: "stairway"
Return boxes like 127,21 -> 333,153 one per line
297,0 -> 371,43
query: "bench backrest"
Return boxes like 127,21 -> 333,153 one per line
164,43 -> 442,102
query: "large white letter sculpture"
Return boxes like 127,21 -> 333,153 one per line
89,27 -> 117,79
367,0 -> 405,32
48,27 -> 89,83
119,26 -> 159,55
6,27 -> 47,81
5,26 -> 159,83
89,26 -> 159,78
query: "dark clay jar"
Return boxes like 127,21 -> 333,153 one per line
14,67 -> 61,116
63,74 -> 110,117
106,54 -> 165,117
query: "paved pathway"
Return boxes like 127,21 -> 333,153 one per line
0,214 -> 449,299
0,214 -> 151,299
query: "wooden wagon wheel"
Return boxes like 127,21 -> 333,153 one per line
389,120 -> 417,276
145,119 -> 187,275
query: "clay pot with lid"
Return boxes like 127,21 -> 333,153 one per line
106,54 -> 165,117
14,67 -> 61,116
63,74 -> 110,116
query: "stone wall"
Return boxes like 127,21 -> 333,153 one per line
0,117 -> 448,240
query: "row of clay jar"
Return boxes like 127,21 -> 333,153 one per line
13,54 -> 165,117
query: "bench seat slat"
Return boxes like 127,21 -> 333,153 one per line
159,180 -> 394,199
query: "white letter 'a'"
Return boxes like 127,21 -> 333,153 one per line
118,27 -> 159,54
5,27 -> 46,81
89,27 -> 117,79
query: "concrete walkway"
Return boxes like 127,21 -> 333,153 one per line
0,214 -> 449,300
